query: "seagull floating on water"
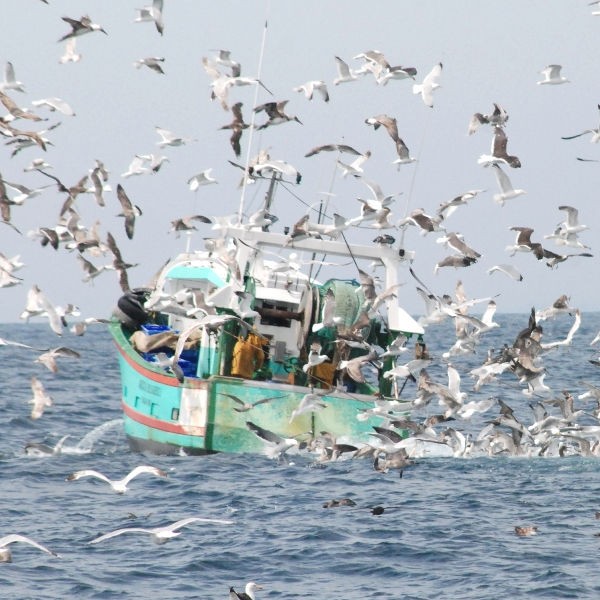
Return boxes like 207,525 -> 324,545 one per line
229,582 -> 264,600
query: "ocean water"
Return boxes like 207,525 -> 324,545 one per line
1,313 -> 600,600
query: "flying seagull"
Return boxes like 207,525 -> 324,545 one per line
66,465 -> 168,494
0,534 -> 59,563
58,15 -> 107,42
537,64 -> 569,85
89,516 -> 232,545
116,184 -> 142,240
412,62 -> 442,107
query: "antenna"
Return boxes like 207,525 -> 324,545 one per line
237,12 -> 270,224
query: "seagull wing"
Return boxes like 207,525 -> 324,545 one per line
89,527 -> 153,544
67,469 -> 113,484
0,534 -> 58,556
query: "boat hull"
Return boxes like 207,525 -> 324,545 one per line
111,321 -> 386,455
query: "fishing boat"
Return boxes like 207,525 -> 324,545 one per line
109,170 -> 425,456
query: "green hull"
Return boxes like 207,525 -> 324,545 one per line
111,320 -> 385,455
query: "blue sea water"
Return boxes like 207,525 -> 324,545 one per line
1,314 -> 600,600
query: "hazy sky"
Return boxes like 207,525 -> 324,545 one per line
1,1 -> 599,325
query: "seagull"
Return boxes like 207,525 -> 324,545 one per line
397,208 -> 444,235
536,294 -> 574,321
305,143 -> 362,158
336,150 -> 371,177
467,103 -> 509,135
210,49 -> 241,72
302,342 -> 331,373
338,350 -> 380,384
553,205 -> 589,236
333,55 -> 360,85
121,155 -> 150,178
20,284 -> 63,335
137,153 -> 169,173
134,0 -> 164,35
437,189 -> 485,219
412,62 -> 443,107
0,89 -> 43,121
31,97 -> 75,116
364,114 -> 412,161
155,126 -> 196,147
116,184 -> 142,240
436,232 -> 481,259
59,38 -> 81,63
69,316 -> 110,336
537,64 -> 569,85
478,127 -> 521,168
378,64 -> 417,85
35,346 -> 81,373
219,392 -> 284,413
515,526 -> 538,536
219,102 -> 249,158
0,534 -> 59,563
170,215 -> 212,236
58,15 -> 107,42
542,248 -> 593,269
245,421 -> 300,460
106,231 -> 139,292
353,49 -> 390,80
487,263 -> 523,282
89,516 -> 232,545
29,376 -> 53,420
434,255 -> 478,273
229,582 -> 264,600
188,169 -> 217,190
204,58 -> 272,111
490,163 -> 526,205
254,100 -> 302,129
0,62 -> 25,93
2,179 -> 50,204
561,105 -> 600,143
289,388 -> 328,422
293,80 -> 329,101
24,434 -> 70,457
24,158 -> 52,172
67,465 -> 168,494
133,57 -> 165,74
505,226 -> 540,256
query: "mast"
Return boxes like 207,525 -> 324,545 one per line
237,18 -> 269,224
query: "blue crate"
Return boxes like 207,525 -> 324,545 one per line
141,323 -> 172,335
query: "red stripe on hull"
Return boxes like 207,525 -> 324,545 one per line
122,401 -> 206,437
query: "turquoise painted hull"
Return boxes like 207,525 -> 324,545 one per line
111,321 -> 386,455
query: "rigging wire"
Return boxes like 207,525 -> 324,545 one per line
398,106 -> 436,249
